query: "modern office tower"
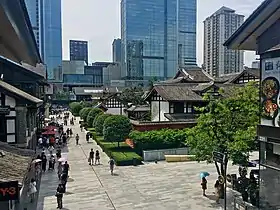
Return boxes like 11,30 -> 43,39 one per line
203,7 -> 244,77
25,0 -> 62,80
112,39 -> 121,63
120,0 -> 197,81
69,40 -> 88,64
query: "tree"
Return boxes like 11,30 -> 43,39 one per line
185,82 -> 259,175
148,76 -> 158,91
103,115 -> 132,147
79,107 -> 92,122
69,102 -> 83,116
93,113 -> 112,135
86,108 -> 103,128
118,87 -> 146,106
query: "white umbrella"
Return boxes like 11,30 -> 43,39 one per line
32,159 -> 42,164
58,157 -> 66,162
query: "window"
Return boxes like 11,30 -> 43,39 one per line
173,102 -> 184,113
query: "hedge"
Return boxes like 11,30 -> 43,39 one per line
129,129 -> 187,154
94,136 -> 142,166
79,107 -> 92,122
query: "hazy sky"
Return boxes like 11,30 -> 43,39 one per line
62,0 -> 264,67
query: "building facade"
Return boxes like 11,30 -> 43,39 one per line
121,0 -> 197,82
25,0 -> 62,80
251,60 -> 260,69
112,39 -> 121,63
103,63 -> 121,87
203,7 -> 244,77
69,40 -> 88,64
62,60 -> 85,75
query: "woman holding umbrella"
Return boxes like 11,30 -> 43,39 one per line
200,172 -> 210,196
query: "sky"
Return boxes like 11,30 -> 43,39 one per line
62,0 -> 264,67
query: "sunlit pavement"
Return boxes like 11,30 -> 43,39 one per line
37,114 -> 258,210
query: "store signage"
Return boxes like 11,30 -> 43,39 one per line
0,106 -> 10,115
213,151 -> 226,163
261,57 -> 280,127
0,181 -> 19,201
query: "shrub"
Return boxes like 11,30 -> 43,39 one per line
69,102 -> 83,116
86,108 -> 103,127
94,136 -> 142,166
129,129 -> 187,154
103,115 -> 132,147
93,113 -> 112,135
79,108 -> 92,121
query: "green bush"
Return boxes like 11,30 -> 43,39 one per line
129,129 -> 187,153
69,102 -> 83,116
94,136 -> 142,166
103,115 -> 132,147
79,107 -> 92,121
86,108 -> 103,127
93,113 -> 112,135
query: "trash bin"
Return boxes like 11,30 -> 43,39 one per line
133,158 -> 137,166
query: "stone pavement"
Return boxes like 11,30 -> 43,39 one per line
37,115 -> 257,210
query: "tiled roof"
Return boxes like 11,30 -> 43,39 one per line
0,142 -> 35,183
164,113 -> 198,122
0,80 -> 42,104
153,84 -> 203,101
178,67 -> 213,82
126,105 -> 150,112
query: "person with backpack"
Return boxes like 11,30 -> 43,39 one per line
108,158 -> 115,175
75,134 -> 79,145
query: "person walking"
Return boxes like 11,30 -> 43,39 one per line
86,133 -> 90,143
108,158 -> 115,175
201,177 -> 207,196
75,134 -> 79,145
95,150 -> 100,165
89,149 -> 94,165
41,153 -> 47,172
60,172 -> 68,193
63,161 -> 70,177
57,162 -> 63,179
55,184 -> 64,209
28,178 -> 37,203
214,180 -> 221,204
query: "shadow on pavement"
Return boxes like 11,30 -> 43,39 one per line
67,177 -> 75,182
112,173 -> 119,176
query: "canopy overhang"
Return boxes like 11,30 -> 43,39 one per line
224,0 -> 280,51
0,0 -> 42,66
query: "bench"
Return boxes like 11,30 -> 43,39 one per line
164,155 -> 195,162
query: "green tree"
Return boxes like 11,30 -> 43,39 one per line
86,108 -> 103,128
103,115 -> 132,147
69,102 -> 83,116
79,107 -> 92,122
185,82 -> 259,175
118,87 -> 145,106
93,113 -> 112,135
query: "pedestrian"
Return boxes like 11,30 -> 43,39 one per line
214,180 -> 220,204
55,184 -> 64,209
75,134 -> 79,145
201,177 -> 207,196
49,155 -> 55,171
57,162 -> 63,179
56,148 -> 62,159
60,172 -> 68,193
88,149 -> 94,165
86,133 -> 89,143
48,144 -> 54,156
108,158 -> 115,175
63,161 -> 70,177
28,178 -> 37,203
69,129 -> 73,137
95,150 -> 100,165
80,124 -> 83,132
38,136 -> 43,148
41,153 -> 47,172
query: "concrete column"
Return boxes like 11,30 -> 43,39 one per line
15,106 -> 27,147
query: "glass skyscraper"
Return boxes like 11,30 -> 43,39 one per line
121,0 -> 196,81
25,0 -> 62,80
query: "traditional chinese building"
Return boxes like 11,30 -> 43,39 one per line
224,0 -> 280,208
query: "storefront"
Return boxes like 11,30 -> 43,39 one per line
224,0 -> 280,209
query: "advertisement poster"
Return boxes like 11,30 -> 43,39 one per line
261,57 -> 280,127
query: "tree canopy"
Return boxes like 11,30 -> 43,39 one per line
118,87 -> 146,106
79,107 -> 92,122
103,115 -> 132,147
185,82 -> 259,174
93,113 -> 112,135
86,108 -> 103,127
69,102 -> 83,116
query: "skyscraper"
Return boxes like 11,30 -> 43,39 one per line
25,0 -> 62,80
203,7 -> 244,77
69,40 -> 88,64
121,0 -> 197,81
112,39 -> 121,63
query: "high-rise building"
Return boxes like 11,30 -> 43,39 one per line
203,7 -> 244,77
69,40 -> 88,64
112,39 -> 121,63
25,0 -> 62,80
121,0 -> 197,81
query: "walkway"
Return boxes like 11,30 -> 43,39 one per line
37,114 -> 253,210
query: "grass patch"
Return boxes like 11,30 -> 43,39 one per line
94,136 -> 143,166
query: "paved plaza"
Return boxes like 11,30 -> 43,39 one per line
36,116 -> 251,210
